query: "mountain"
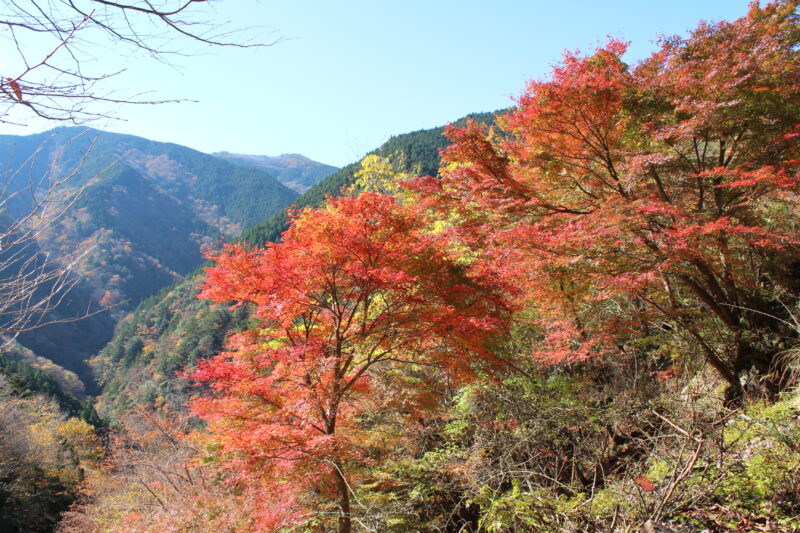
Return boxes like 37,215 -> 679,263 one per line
92,111 -> 499,420
214,152 -> 339,193
241,111 -> 498,247
0,127 -> 299,384
0,127 -> 300,229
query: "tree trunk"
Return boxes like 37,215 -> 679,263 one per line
731,337 -> 781,403
333,464 -> 352,533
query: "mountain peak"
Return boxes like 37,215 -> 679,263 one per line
213,152 -> 339,193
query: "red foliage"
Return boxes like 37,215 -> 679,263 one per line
412,1 -> 800,390
188,193 -> 510,530
634,475 -> 657,492
6,78 -> 22,101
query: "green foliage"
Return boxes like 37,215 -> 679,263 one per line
240,111 -> 498,246
472,482 -> 573,533
93,279 -> 252,421
0,376 -> 102,532
713,399 -> 800,521
0,354 -> 102,427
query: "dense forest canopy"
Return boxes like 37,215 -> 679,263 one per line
415,6 -> 800,402
4,2 -> 800,533
189,2 -> 800,530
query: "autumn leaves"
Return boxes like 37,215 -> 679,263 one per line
188,1 -> 800,530
189,194 -> 511,530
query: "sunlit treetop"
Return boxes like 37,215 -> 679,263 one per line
189,192 -> 511,530
410,0 -> 800,397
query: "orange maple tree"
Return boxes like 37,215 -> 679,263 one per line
188,193 -> 510,532
412,0 -> 800,400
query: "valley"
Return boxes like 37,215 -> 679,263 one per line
0,127 -> 335,389
1,2 -> 799,532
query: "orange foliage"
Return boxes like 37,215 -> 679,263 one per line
188,193 -> 511,530
411,1 -> 800,393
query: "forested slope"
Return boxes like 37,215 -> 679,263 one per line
58,4 -> 800,531
66,0 -> 800,533
93,111 -> 499,421
0,128 -> 299,383
241,111 -> 497,247
0,360 -> 103,532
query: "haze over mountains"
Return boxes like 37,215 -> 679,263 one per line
214,152 -> 339,193
0,127 -> 337,386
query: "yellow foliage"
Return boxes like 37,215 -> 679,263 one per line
347,152 -> 416,201
57,417 -> 104,465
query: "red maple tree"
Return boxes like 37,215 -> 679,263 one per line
412,0 -> 800,399
188,193 -> 510,532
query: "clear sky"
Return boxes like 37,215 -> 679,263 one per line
4,1 -> 753,167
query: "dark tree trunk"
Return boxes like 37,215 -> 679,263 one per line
333,464 -> 352,533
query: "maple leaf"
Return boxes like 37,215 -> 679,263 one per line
414,3 -> 800,398
6,78 -> 22,101
634,476 -> 656,492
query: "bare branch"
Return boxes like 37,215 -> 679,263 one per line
0,0 -> 280,123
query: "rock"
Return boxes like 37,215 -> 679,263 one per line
640,520 -> 683,533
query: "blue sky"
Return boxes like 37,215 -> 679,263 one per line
5,1 -> 753,167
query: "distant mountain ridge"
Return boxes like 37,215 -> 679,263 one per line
0,127 -> 300,384
93,110 -> 500,419
214,151 -> 338,193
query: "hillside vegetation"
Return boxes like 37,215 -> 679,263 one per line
241,111 -> 497,247
0,128 -> 300,382
9,2 -> 800,532
91,113 -> 494,421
